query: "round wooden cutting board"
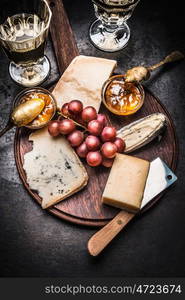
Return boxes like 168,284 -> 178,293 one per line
14,88 -> 178,227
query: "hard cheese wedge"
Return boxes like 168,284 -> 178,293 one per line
52,55 -> 117,112
23,127 -> 88,209
102,154 -> 150,213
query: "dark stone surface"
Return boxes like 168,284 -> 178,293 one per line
0,0 -> 185,277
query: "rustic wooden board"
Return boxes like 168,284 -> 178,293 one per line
47,0 -> 79,73
14,0 -> 178,227
14,89 -> 178,226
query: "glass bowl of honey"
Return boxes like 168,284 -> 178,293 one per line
102,74 -> 145,116
13,87 -> 57,129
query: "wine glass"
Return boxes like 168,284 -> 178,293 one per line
89,0 -> 140,52
0,0 -> 52,87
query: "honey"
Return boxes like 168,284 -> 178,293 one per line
14,87 -> 56,129
29,92 -> 55,127
102,75 -> 144,116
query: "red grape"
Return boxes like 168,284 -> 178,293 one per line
72,114 -> 85,126
61,103 -> 70,117
102,157 -> 114,168
67,130 -> 84,147
85,135 -> 101,151
86,151 -> 102,167
81,106 -> 97,122
76,142 -> 88,158
101,126 -> 116,142
88,120 -> 103,136
68,100 -> 83,115
96,114 -> 107,127
59,119 -> 76,135
48,120 -> 60,137
114,137 -> 126,153
101,142 -> 117,158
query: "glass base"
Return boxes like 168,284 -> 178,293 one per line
9,56 -> 50,87
89,19 -> 130,52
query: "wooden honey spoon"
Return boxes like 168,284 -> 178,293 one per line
125,50 -> 184,83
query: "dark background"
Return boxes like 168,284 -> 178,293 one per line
0,0 -> 185,277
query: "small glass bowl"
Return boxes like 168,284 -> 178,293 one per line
13,87 -> 57,129
102,74 -> 145,116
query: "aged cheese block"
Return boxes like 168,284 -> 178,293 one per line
23,128 -> 88,209
102,154 -> 150,212
52,55 -> 117,112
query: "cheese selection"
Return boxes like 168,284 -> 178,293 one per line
102,154 -> 150,213
20,56 -> 167,211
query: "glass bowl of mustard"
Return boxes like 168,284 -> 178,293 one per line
13,87 -> 57,129
102,74 -> 145,116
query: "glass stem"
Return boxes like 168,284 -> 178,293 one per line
23,65 -> 36,80
103,23 -> 118,33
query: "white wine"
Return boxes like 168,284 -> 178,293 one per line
0,0 -> 52,87
99,0 -> 138,5
0,13 -> 46,65
89,0 -> 140,51
92,0 -> 140,25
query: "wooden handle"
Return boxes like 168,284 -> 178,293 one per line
46,0 -> 79,74
148,50 -> 184,71
88,211 -> 134,256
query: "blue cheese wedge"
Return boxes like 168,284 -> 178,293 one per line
23,128 -> 88,209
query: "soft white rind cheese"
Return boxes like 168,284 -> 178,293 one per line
52,55 -> 117,112
23,128 -> 88,209
117,113 -> 166,153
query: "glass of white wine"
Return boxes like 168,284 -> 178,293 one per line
89,0 -> 140,52
0,0 -> 52,87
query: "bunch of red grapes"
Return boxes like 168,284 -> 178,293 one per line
48,100 -> 125,167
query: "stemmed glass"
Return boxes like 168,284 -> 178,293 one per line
89,0 -> 140,52
0,0 -> 52,87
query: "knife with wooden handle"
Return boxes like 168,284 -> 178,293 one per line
88,210 -> 134,256
88,158 -> 177,256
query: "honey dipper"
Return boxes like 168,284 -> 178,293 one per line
125,50 -> 184,83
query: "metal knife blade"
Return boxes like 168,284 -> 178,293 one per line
141,157 -> 177,209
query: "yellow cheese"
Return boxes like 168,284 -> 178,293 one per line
52,55 -> 117,112
102,154 -> 150,213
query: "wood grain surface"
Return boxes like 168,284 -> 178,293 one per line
14,90 -> 178,227
46,0 -> 79,73
14,0 -> 178,227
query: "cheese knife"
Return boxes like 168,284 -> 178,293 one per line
88,157 -> 177,256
